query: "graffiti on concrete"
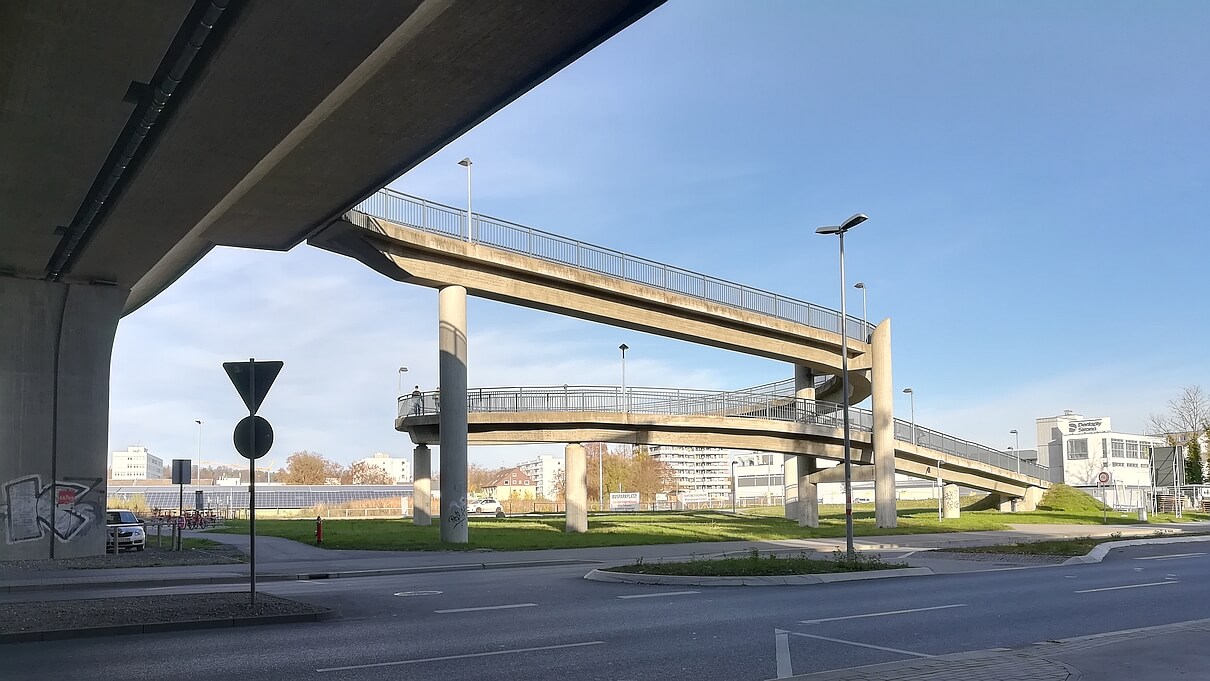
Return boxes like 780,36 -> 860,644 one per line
1,475 -> 103,544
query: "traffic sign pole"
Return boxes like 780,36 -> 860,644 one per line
248,358 -> 256,606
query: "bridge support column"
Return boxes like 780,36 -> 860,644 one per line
438,285 -> 468,543
785,366 -> 816,520
871,319 -> 897,528
798,459 -> 820,528
943,484 -> 961,519
0,278 -> 126,560
565,443 -> 587,533
1020,486 -> 1044,512
412,445 -> 431,525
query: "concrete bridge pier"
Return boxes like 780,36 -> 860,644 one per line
412,444 -> 431,525
871,319 -> 897,528
438,286 -> 469,543
565,443 -> 587,533
784,365 -> 817,520
798,460 -> 820,527
994,487 -> 1044,513
0,278 -> 127,560
943,484 -> 961,519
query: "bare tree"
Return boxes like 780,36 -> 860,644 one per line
1147,386 -> 1210,444
346,461 -> 393,485
279,451 -> 343,485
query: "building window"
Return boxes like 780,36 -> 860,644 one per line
1126,441 -> 1139,458
1111,439 -> 1125,458
1066,439 -> 1089,460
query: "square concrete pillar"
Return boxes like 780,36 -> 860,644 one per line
870,319 -> 897,528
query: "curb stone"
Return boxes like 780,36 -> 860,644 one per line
1061,534 -> 1210,565
0,608 -> 338,644
0,558 -> 601,594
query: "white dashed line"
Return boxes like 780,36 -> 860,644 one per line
1075,581 -> 1178,593
799,604 -> 966,625
316,641 -> 604,672
617,591 -> 700,599
434,603 -> 537,613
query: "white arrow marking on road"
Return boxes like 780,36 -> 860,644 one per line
783,631 -> 934,658
799,603 -> 966,625
434,603 -> 537,613
774,629 -> 793,679
1133,552 -> 1205,561
1075,581 -> 1178,593
617,590 -> 699,599
315,641 -> 604,672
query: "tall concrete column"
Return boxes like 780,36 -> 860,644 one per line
412,444 -> 431,526
0,278 -> 127,560
785,366 -> 816,520
871,319 -> 897,528
565,443 -> 587,533
798,460 -> 820,528
943,484 -> 961,519
438,285 -> 468,543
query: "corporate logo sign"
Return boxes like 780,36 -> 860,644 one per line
1068,418 -> 1110,434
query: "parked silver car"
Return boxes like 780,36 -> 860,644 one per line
106,509 -> 146,552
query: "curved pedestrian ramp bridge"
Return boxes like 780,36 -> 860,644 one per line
397,385 -> 1050,503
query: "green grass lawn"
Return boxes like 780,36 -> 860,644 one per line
207,486 -> 1210,552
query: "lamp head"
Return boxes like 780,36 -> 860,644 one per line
458,157 -> 472,167
619,343 -> 629,352
854,282 -> 865,289
815,225 -> 841,235
1010,429 -> 1018,434
840,213 -> 868,231
902,387 -> 913,394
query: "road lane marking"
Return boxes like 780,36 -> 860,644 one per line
775,630 -> 793,678
1075,581 -> 1178,593
1133,552 -> 1206,561
784,630 -> 933,658
799,603 -> 966,625
434,603 -> 537,613
315,641 -> 604,672
617,591 -> 700,599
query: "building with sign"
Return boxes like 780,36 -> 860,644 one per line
1036,411 -> 1161,487
110,446 -> 164,480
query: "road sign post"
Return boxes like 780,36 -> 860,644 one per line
223,358 -> 282,606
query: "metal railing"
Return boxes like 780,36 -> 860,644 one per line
398,386 -> 1047,480
354,188 -> 875,343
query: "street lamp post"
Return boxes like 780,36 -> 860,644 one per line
619,343 -> 629,411
815,212 -> 868,561
1010,429 -> 1020,473
194,419 -> 203,463
853,282 -> 867,329
397,366 -> 408,395
458,157 -> 473,242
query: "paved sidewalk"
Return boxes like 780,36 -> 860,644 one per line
3,521 -> 1208,593
782,617 -> 1210,680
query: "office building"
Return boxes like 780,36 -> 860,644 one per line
354,452 -> 411,484
1036,411 -> 1162,487
110,446 -> 164,480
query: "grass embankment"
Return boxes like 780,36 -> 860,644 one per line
612,549 -> 907,576
208,485 -> 1208,552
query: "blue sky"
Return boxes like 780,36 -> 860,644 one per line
109,1 -> 1210,471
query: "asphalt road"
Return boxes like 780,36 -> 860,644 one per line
4,543 -> 1209,680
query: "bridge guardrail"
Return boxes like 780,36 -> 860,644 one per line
397,386 -> 1046,480
354,188 -> 875,343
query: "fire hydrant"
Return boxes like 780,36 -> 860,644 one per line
315,516 -> 323,545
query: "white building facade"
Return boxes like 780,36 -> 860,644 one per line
111,446 -> 164,480
518,454 -> 564,500
1036,412 -> 1161,487
650,446 -> 735,499
355,452 -> 411,484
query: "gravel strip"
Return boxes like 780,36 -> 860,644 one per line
0,545 -> 245,574
0,593 -> 328,635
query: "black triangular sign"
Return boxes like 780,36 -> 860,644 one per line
223,360 -> 283,414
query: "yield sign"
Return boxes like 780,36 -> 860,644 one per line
223,360 -> 283,414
